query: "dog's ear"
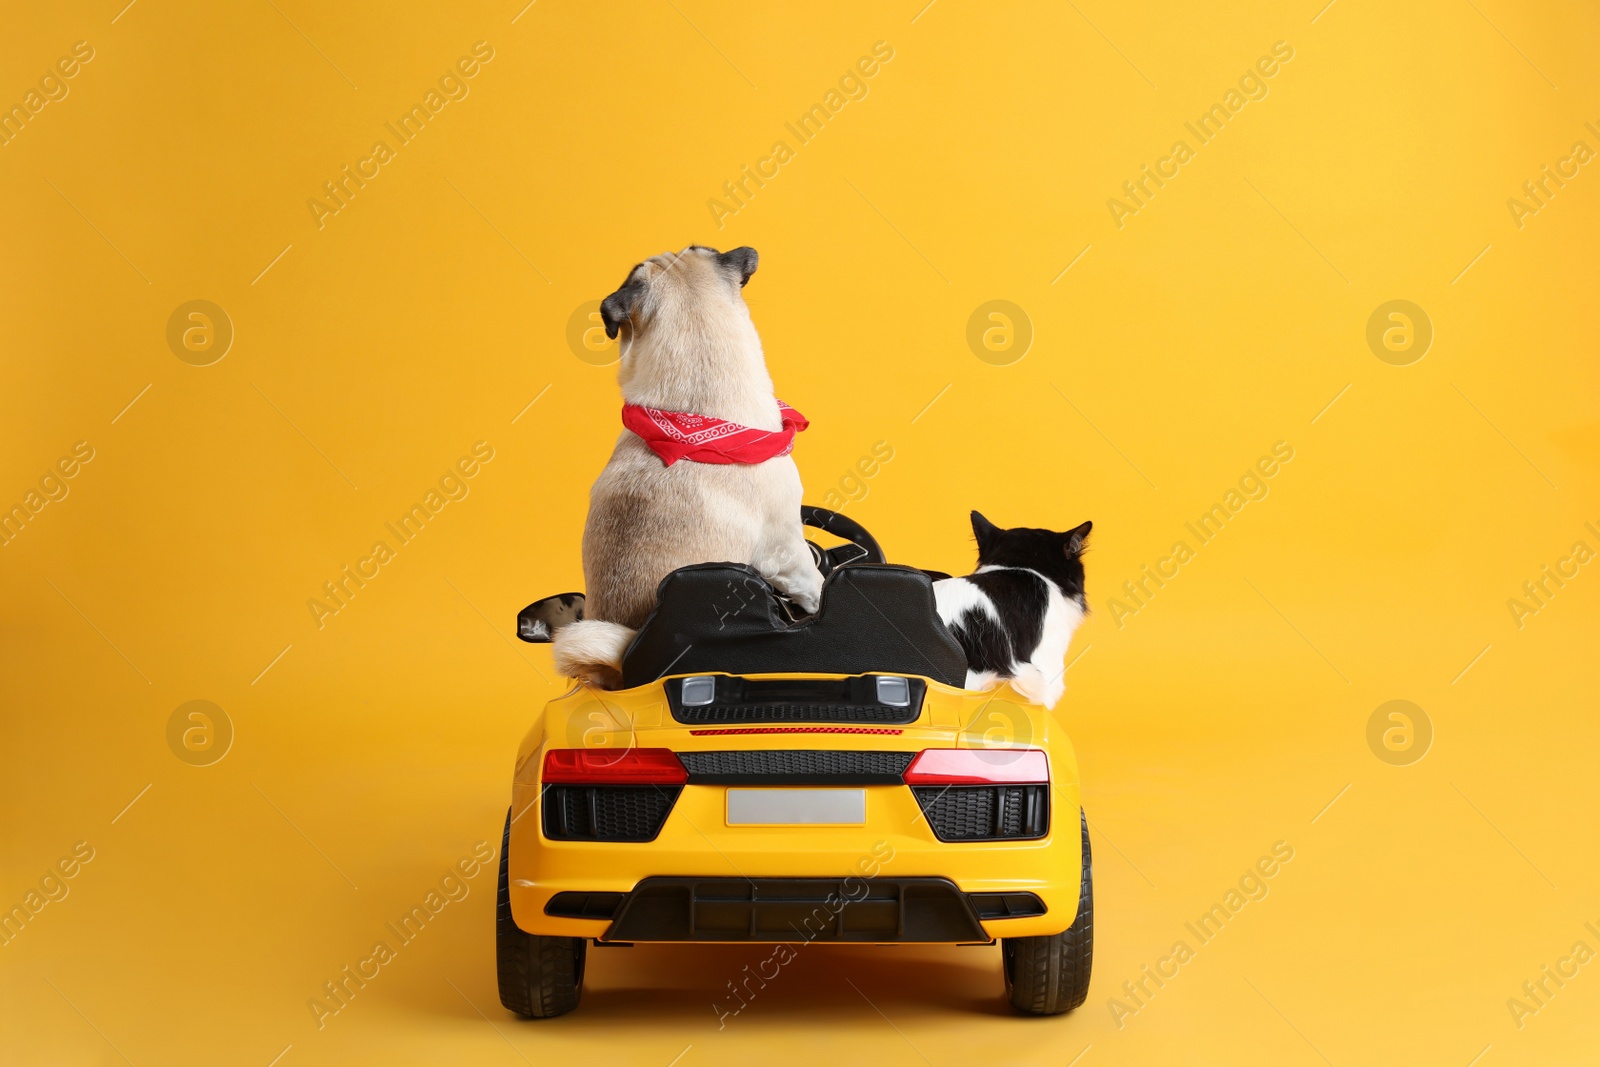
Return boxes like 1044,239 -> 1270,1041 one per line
1063,521 -> 1092,556
717,246 -> 758,287
600,272 -> 646,340
970,510 -> 1001,555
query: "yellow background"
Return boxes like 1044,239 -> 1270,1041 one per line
3,0 -> 1598,1064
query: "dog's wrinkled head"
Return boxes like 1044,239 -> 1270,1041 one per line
599,245 -> 758,342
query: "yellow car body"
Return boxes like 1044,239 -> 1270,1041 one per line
506,672 -> 1084,944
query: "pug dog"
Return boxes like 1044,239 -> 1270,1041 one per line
552,246 -> 824,688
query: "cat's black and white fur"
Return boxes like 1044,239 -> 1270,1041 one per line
933,511 -> 1091,709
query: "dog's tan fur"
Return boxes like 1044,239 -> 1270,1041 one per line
552,247 -> 823,686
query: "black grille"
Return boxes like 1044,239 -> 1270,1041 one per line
542,785 -> 681,842
667,675 -> 924,725
603,877 -> 989,943
679,750 -> 913,784
913,785 -> 1049,842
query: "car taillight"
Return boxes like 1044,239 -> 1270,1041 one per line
542,748 -> 688,785
903,748 -> 1049,785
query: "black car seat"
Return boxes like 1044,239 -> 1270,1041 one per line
618,563 -> 968,689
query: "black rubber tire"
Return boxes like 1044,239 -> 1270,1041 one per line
1002,809 -> 1094,1015
496,809 -> 586,1018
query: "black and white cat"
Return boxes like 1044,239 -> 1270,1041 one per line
933,512 -> 1091,709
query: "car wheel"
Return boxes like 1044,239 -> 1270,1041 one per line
496,808 -> 586,1018
1001,808 -> 1093,1015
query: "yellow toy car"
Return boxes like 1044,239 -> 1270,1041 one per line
500,508 -> 1092,1017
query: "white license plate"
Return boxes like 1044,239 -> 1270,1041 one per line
726,788 -> 866,826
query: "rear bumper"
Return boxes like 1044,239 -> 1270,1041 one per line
508,778 -> 1083,941
560,877 -> 1041,943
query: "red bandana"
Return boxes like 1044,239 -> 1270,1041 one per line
621,400 -> 809,466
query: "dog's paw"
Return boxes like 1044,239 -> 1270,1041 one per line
789,588 -> 822,616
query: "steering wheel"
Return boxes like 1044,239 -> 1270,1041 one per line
801,505 -> 886,578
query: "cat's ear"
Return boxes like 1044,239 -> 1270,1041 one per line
1063,521 -> 1092,556
970,510 -> 1001,555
